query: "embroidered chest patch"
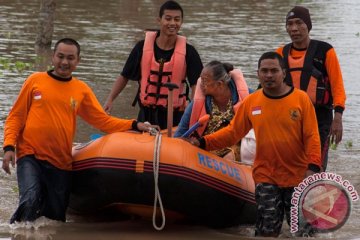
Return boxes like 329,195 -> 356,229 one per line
289,108 -> 301,121
252,106 -> 261,115
70,97 -> 77,110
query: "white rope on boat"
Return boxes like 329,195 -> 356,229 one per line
152,131 -> 166,230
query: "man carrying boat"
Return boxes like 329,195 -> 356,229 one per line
103,0 -> 203,130
188,52 -> 322,237
276,6 -> 346,170
2,38 -> 157,224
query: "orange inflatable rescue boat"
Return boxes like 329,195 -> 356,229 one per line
69,131 -> 256,228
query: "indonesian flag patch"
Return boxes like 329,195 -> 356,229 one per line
252,106 -> 261,115
33,90 -> 42,100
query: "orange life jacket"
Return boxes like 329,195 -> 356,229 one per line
140,31 -> 187,108
189,69 -> 249,137
282,40 -> 332,107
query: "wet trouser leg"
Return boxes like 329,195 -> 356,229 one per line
40,160 -> 72,221
255,183 -> 288,237
316,108 -> 333,171
10,155 -> 72,223
255,184 -> 298,237
319,130 -> 330,171
10,156 -> 43,223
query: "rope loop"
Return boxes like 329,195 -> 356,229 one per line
152,132 -> 166,230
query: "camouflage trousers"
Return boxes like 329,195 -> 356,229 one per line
255,183 -> 294,236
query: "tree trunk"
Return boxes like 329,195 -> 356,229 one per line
35,0 -> 56,49
35,0 -> 56,71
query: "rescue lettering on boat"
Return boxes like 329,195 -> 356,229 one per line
197,152 -> 242,182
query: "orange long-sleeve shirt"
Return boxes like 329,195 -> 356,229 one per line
4,72 -> 134,170
276,44 -> 346,110
204,88 -> 321,187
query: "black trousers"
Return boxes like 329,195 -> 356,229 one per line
315,107 -> 333,171
11,155 -> 72,223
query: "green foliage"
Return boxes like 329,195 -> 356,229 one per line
330,140 -> 353,151
14,61 -> 32,74
12,185 -> 19,194
330,143 -> 337,150
0,56 -> 52,76
0,57 -> 32,74
356,32 -> 360,37
6,32 -> 11,39
344,140 -> 353,149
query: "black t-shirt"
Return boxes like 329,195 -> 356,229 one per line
121,38 -> 203,86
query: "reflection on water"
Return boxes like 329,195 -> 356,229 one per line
0,0 -> 359,239
0,219 -> 254,240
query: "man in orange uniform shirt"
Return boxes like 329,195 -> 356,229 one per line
276,6 -> 346,170
189,52 -> 321,237
2,38 -> 157,224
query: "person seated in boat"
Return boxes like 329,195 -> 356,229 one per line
1,38 -> 158,224
188,52 -> 322,237
174,60 -> 251,161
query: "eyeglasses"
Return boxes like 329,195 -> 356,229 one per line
201,77 -> 217,86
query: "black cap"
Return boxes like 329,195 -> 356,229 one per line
286,6 -> 312,32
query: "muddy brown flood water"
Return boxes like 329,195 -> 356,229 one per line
0,0 -> 359,239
